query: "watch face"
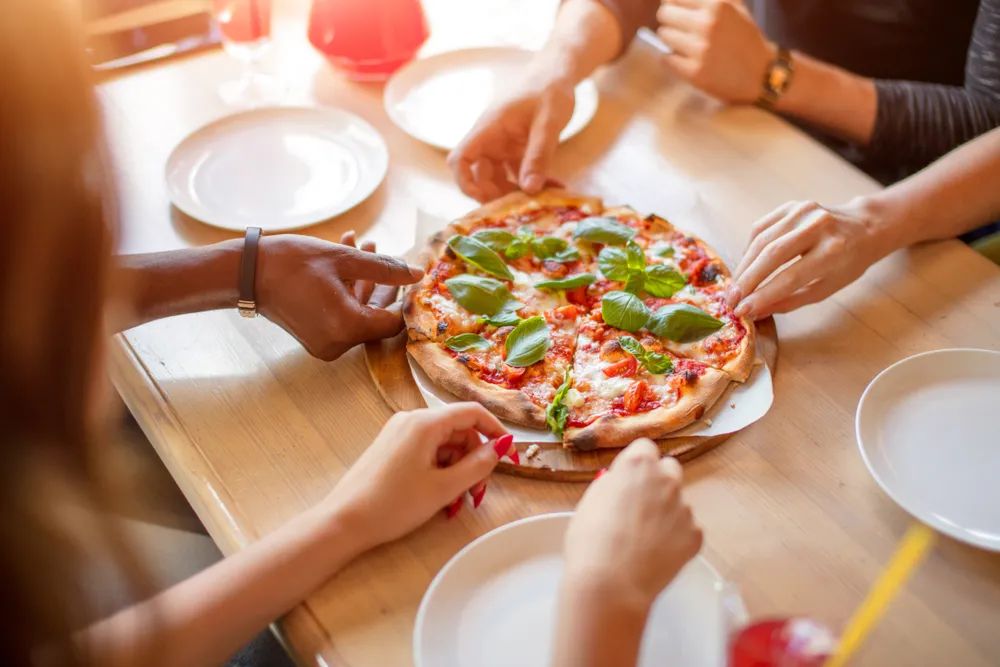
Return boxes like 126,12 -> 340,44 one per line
769,65 -> 790,91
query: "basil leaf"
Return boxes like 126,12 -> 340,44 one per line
601,291 -> 650,332
643,352 -> 673,374
471,229 -> 516,252
532,236 -> 569,259
504,316 -> 551,367
573,216 -> 636,246
643,265 -> 687,298
481,311 -> 522,327
597,247 -> 631,281
624,272 -> 646,294
625,240 -> 646,271
448,235 -> 514,281
647,303 -> 724,343
618,336 -> 673,375
535,273 -> 596,290
445,333 -> 491,352
656,245 -> 675,258
445,274 -> 522,315
618,335 -> 645,357
545,370 -> 573,437
550,247 -> 581,263
504,238 -> 532,259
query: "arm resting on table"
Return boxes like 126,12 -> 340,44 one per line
115,240 -> 242,330
83,506 -> 364,667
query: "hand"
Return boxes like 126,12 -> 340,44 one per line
255,232 -> 423,361
321,404 -> 511,552
656,0 -> 774,104
448,71 -> 572,202
727,199 -> 893,319
563,439 -> 703,609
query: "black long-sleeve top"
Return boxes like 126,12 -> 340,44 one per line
597,0 -> 1000,182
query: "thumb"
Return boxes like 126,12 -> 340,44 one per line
439,440 -> 499,495
518,106 -> 562,194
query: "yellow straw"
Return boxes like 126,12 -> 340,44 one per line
824,523 -> 937,667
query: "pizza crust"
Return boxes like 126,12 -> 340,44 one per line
720,319 -> 756,382
563,367 -> 730,450
406,341 -> 547,428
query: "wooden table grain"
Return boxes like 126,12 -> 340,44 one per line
102,1 -> 1000,665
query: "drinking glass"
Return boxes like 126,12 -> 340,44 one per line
213,0 -> 284,105
730,617 -> 835,667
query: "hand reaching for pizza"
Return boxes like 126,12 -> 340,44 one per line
448,71 -> 572,202
564,439 -> 703,608
321,404 -> 512,554
255,232 -> 424,361
727,199 -> 894,319
553,439 -> 702,667
656,0 -> 774,104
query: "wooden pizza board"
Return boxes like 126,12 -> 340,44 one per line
365,318 -> 777,482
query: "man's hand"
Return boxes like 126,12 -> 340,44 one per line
656,0 -> 774,104
256,232 -> 423,361
448,73 -> 573,202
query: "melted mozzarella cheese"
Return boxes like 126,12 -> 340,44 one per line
509,267 -> 565,312
565,387 -> 585,408
428,293 -> 460,316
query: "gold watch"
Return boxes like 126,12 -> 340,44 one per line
756,47 -> 794,110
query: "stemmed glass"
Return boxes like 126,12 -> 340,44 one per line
213,0 -> 284,106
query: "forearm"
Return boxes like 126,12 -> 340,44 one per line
859,127 -> 1000,251
531,0 -> 624,86
772,51 -> 877,146
116,239 -> 242,329
85,506 -> 367,667
552,575 -> 651,667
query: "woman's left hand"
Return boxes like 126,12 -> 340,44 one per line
727,199 -> 894,319
656,0 -> 773,104
321,403 -> 513,553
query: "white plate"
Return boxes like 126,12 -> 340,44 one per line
165,107 -> 388,232
385,47 -> 599,151
856,348 -> 1000,551
414,513 -> 741,667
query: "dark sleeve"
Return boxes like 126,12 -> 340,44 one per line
589,0 -> 659,56
869,0 -> 1000,173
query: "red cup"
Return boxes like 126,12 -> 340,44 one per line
730,618 -> 835,667
307,0 -> 429,81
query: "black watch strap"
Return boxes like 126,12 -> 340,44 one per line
238,227 -> 262,318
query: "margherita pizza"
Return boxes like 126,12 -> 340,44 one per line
403,190 -> 755,449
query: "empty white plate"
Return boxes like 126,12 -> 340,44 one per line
856,348 -> 1000,551
165,107 -> 388,232
414,513 -> 741,667
385,47 -> 599,151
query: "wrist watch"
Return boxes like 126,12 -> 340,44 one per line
756,46 -> 794,110
237,226 -> 262,318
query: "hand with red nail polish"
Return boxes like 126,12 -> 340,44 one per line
553,439 -> 703,667
320,403 -> 508,551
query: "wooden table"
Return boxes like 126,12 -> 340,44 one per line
102,1 -> 1000,664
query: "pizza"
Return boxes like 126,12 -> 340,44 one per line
403,190 -> 755,450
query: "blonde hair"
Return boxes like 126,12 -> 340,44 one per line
0,1 -> 151,663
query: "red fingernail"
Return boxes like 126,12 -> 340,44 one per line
471,482 -> 487,508
445,496 -> 463,519
493,434 -> 514,459
594,467 -> 608,480
509,449 -> 520,465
